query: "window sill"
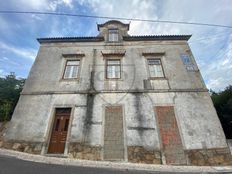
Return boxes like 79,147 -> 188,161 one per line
149,77 -> 167,80
105,42 -> 123,46
104,78 -> 123,81
59,78 -> 80,82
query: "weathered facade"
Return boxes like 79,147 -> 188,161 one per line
2,20 -> 232,165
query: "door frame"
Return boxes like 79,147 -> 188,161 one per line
101,104 -> 128,161
42,105 -> 75,156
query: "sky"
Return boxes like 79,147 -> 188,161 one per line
0,0 -> 232,91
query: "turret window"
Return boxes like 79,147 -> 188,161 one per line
108,29 -> 119,42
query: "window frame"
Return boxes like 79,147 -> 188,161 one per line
108,28 -> 119,42
105,58 -> 122,79
146,58 -> 165,79
62,59 -> 81,80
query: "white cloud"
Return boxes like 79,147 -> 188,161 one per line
0,42 -> 37,60
1,57 -> 9,61
203,38 -> 232,91
61,0 -> 73,8
31,14 -> 43,21
1,0 -> 232,90
19,0 -> 51,10
0,68 -> 7,77
14,0 -> 73,11
75,0 -> 232,91
49,0 -> 73,10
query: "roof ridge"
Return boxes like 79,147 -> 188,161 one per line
38,36 -> 101,39
37,35 -> 191,43
125,34 -> 191,37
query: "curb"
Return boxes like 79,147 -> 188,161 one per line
0,148 -> 232,173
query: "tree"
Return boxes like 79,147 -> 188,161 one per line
0,72 -> 25,121
211,85 -> 232,139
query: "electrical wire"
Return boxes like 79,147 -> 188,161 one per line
0,10 -> 232,29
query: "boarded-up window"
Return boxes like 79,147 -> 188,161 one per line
106,59 -> 121,79
147,59 -> 164,78
63,60 -> 80,79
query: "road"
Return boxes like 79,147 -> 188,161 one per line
0,154 -> 225,174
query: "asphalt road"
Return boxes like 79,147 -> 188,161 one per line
0,154 -> 225,174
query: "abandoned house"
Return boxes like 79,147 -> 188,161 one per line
2,20 -> 232,165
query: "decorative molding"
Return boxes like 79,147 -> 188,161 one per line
21,88 -> 209,95
142,52 -> 165,57
62,53 -> 85,57
101,50 -> 126,57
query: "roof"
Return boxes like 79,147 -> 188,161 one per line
37,36 -> 104,43
123,35 -> 191,41
97,20 -> 130,31
37,35 -> 191,43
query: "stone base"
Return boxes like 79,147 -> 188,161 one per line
68,143 -> 102,161
187,148 -> 232,166
0,140 -> 43,154
128,146 -> 161,164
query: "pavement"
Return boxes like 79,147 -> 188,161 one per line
0,148 -> 232,174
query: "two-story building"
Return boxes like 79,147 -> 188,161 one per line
2,20 -> 232,165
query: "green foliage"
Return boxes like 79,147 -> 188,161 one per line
0,72 -> 25,121
211,85 -> 232,139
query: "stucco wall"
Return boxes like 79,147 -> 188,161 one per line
5,94 -> 86,142
4,32 -> 227,156
174,92 -> 227,149
5,91 -> 227,151
22,40 -> 206,94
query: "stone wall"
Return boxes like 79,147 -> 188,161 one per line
0,123 -> 43,154
186,148 -> 232,166
0,141 -> 43,154
68,143 -> 102,161
128,146 -> 161,164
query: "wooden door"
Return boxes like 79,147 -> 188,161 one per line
48,108 -> 71,154
155,106 -> 186,165
104,106 -> 124,160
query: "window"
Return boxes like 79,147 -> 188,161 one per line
108,29 -> 119,42
63,60 -> 80,79
147,59 -> 164,78
181,54 -> 196,71
106,59 -> 121,79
